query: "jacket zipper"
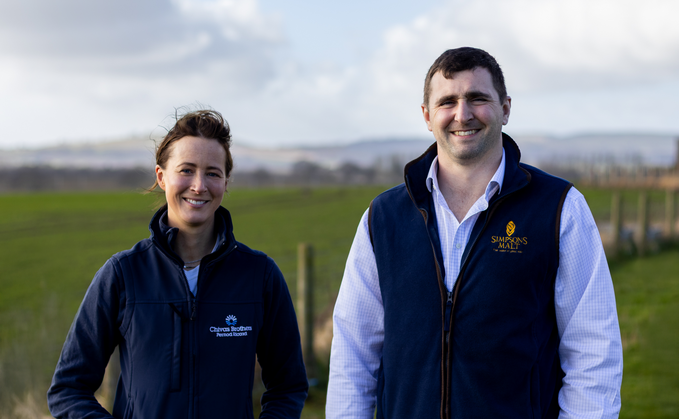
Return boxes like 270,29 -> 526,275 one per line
421,195 -> 512,419
187,243 -> 237,419
419,207 -> 451,419
443,290 -> 453,419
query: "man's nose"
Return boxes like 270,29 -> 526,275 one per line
454,100 -> 473,123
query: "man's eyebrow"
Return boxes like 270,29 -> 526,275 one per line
436,94 -> 459,105
436,90 -> 494,105
465,90 -> 493,99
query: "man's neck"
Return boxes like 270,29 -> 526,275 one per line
436,145 -> 503,222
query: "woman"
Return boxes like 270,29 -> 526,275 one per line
47,110 -> 308,418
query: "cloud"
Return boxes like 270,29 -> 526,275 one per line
0,0 -> 677,148
0,0 -> 283,82
0,0 -> 289,146
370,0 -> 679,93
508,0 -> 679,74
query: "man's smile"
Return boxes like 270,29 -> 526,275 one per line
452,129 -> 481,136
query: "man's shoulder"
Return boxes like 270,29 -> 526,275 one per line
369,182 -> 423,234
519,162 -> 572,188
371,183 -> 413,210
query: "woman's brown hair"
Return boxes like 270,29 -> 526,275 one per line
148,109 -> 233,191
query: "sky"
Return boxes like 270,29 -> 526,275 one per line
1,0 -> 678,149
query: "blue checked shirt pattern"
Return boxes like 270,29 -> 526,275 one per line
327,149 -> 623,419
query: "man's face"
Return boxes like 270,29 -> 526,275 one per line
422,68 -> 511,166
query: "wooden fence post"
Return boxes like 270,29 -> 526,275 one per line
297,243 -> 315,378
636,191 -> 649,256
610,191 -> 622,255
666,189 -> 676,241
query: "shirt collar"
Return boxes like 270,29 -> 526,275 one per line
426,147 -> 506,201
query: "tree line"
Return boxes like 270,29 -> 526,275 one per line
0,156 -> 407,192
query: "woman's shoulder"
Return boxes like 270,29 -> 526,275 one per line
231,241 -> 281,275
108,237 -> 156,264
233,240 -> 266,257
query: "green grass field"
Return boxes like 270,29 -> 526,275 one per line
0,187 -> 386,417
0,187 -> 677,418
611,248 -> 679,418
577,187 -> 671,225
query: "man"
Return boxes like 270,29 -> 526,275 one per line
326,47 -> 622,419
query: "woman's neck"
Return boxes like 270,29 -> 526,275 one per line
171,219 -> 217,263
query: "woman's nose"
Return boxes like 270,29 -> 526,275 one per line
191,174 -> 208,193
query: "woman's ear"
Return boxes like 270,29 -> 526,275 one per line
155,165 -> 166,190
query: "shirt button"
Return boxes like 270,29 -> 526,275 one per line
456,243 -> 461,249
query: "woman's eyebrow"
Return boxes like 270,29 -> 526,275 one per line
207,166 -> 224,173
177,162 -> 224,173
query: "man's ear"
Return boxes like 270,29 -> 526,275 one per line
422,104 -> 433,132
502,96 -> 511,125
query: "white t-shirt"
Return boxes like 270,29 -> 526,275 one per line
182,241 -> 220,296
183,266 -> 200,296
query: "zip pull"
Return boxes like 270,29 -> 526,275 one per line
190,299 -> 196,321
444,291 -> 453,332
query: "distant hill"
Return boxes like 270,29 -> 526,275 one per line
0,136 -> 434,173
515,133 -> 678,168
1,133 -> 677,173
0,137 -> 157,170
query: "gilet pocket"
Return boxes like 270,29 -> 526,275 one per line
170,308 -> 182,392
122,397 -> 134,419
530,364 -> 541,419
376,361 -> 385,419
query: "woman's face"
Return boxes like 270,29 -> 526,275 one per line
155,135 -> 228,231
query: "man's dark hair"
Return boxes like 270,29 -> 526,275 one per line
423,47 -> 507,107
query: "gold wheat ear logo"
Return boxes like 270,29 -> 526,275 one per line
506,221 -> 515,236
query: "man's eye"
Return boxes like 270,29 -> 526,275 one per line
471,98 -> 488,104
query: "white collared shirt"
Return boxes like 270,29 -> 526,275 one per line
326,149 -> 623,419
427,152 -> 505,292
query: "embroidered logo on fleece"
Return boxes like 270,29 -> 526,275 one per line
210,315 -> 252,337
491,221 -> 527,253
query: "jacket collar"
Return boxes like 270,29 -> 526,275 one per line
149,205 -> 236,260
404,132 -> 530,208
